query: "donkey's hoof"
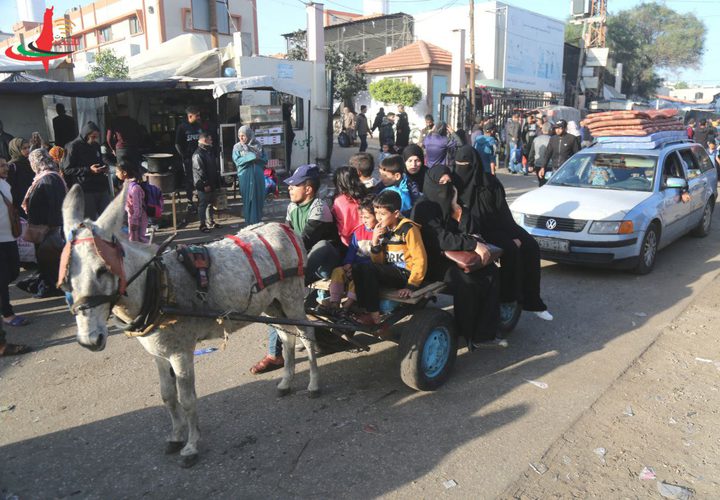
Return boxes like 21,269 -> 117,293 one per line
180,453 -> 199,468
308,390 -> 321,399
276,387 -> 292,397
164,441 -> 185,455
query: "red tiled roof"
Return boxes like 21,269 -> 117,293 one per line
359,40 -> 454,73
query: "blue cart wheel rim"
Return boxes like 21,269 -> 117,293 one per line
421,327 -> 451,379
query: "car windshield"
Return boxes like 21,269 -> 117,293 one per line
547,153 -> 657,192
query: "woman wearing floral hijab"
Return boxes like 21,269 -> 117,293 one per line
232,125 -> 267,225
25,148 -> 67,298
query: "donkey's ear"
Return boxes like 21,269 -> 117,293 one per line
62,184 -> 85,237
95,183 -> 128,237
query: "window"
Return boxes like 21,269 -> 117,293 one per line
389,76 -> 412,84
662,152 -> 685,185
691,145 -> 715,173
73,36 -> 84,50
191,0 -> 231,34
129,16 -> 140,35
679,148 -> 701,179
98,26 -> 112,43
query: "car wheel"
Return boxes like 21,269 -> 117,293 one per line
633,223 -> 659,275
690,199 -> 714,237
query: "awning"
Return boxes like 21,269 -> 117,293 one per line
211,75 -> 311,100
0,79 -> 179,97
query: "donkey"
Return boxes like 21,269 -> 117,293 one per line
61,185 -> 319,467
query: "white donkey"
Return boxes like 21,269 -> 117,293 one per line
60,185 -> 319,467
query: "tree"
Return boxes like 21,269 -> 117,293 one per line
607,3 -> 705,98
87,49 -> 129,80
286,30 -> 307,61
564,22 -> 583,46
325,47 -> 367,108
368,78 -> 423,107
675,81 -> 689,89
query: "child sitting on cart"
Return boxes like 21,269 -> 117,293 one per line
327,197 -> 376,311
353,190 -> 428,325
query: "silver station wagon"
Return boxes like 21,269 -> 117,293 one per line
510,139 -> 718,273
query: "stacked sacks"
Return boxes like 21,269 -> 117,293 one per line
581,109 -> 684,137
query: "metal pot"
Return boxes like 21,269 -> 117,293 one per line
144,153 -> 174,174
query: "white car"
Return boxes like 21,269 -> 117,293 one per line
510,139 -> 717,273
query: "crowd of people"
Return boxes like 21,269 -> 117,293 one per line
3,103 -> 719,363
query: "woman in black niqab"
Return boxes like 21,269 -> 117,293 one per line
452,145 -> 551,319
411,163 -> 501,347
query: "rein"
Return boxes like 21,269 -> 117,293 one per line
60,224 -> 176,322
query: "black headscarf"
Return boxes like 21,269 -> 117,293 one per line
402,143 -> 427,193
452,144 -> 514,235
422,164 -> 454,221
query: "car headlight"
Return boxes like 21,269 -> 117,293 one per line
588,220 -> 634,234
511,211 -> 524,225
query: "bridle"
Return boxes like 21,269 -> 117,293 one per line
58,223 -> 176,319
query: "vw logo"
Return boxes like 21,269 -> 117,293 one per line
545,219 -> 558,230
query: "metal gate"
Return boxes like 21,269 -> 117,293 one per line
476,88 -> 562,129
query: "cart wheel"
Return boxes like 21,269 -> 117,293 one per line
398,309 -> 457,391
498,302 -> 522,334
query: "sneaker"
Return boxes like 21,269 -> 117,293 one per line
534,310 -> 553,321
187,203 -> 198,214
208,222 -> 222,229
472,338 -> 509,349
199,225 -> 211,234
500,302 -> 517,323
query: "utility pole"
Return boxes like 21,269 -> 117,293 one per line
208,0 -> 219,49
469,0 -> 476,122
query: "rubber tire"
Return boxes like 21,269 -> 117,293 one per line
498,302 -> 522,334
633,223 -> 659,275
690,199 -> 714,237
398,309 -> 457,391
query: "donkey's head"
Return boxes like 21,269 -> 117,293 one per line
62,185 -> 127,352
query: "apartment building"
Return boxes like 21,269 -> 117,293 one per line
2,0 -> 258,77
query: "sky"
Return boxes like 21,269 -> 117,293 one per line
3,0 -> 719,85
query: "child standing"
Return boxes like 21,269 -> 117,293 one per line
115,161 -> 148,243
378,155 -> 416,216
352,190 -> 427,325
328,197 -> 376,309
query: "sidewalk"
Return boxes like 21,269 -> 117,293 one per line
502,274 -> 720,498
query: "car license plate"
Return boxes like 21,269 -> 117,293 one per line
535,237 -> 570,253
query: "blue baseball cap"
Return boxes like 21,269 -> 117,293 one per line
284,164 -> 320,186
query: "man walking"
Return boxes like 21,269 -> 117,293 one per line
395,105 -> 410,150
539,120 -> 579,186
357,105 -> 370,153
504,112 -> 521,170
379,112 -> 396,151
52,103 -> 78,149
61,121 -> 111,218
175,106 -> 204,213
192,132 -> 221,233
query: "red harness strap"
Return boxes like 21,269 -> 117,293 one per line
256,234 -> 284,281
225,235 -> 265,290
279,224 -> 304,277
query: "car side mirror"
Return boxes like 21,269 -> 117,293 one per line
665,177 -> 687,189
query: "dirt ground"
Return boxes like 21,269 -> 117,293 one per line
503,276 -> 720,499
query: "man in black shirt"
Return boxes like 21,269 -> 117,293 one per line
192,132 -> 221,233
539,119 -> 580,186
175,106 -> 204,212
693,119 -> 717,148
52,103 -> 78,149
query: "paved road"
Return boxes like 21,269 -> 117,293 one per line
2,165 -> 720,499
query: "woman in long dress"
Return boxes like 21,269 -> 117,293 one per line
232,125 -> 267,225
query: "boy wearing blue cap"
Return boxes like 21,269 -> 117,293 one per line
250,164 -> 341,374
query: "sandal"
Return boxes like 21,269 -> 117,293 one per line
250,355 -> 284,374
0,343 -> 33,356
3,316 -> 29,327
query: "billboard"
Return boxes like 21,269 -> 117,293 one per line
502,5 -> 565,93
